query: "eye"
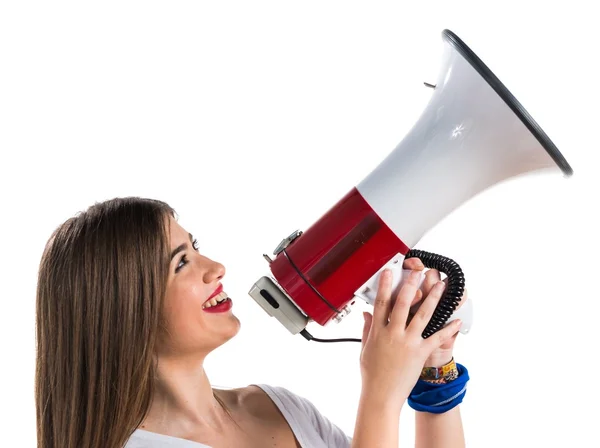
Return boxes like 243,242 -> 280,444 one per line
175,254 -> 189,273
174,240 -> 199,274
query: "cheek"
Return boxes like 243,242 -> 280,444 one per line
164,279 -> 206,330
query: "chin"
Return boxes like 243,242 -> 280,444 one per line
217,314 -> 241,345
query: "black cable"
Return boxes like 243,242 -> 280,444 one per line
405,249 -> 465,339
300,329 -> 361,343
298,249 -> 465,343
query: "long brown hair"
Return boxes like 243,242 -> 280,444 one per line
35,197 -> 180,448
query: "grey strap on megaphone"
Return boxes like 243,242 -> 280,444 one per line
300,249 -> 465,343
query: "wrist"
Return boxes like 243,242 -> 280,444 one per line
360,382 -> 407,410
420,357 -> 459,384
424,350 -> 453,368
408,363 -> 470,414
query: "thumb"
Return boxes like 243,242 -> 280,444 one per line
427,319 -> 462,350
362,312 -> 373,350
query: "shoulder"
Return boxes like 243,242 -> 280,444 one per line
217,384 -> 342,418
215,384 -> 298,407
240,384 -> 308,412
213,385 -> 286,423
253,384 -> 353,447
248,385 -> 341,432
216,384 -> 318,423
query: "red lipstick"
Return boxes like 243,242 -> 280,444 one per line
205,284 -> 223,304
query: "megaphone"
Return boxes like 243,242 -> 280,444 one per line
248,29 -> 573,341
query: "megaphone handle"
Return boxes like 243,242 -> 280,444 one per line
405,249 -> 466,339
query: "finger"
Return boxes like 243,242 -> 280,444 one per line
406,288 -> 424,322
408,281 -> 446,334
390,270 -> 421,328
426,319 -> 462,351
410,288 -> 423,308
405,289 -> 423,327
402,257 -> 424,271
422,269 -> 441,296
448,332 -> 459,344
372,269 -> 393,327
361,312 -> 373,350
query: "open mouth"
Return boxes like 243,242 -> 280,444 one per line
202,290 -> 229,309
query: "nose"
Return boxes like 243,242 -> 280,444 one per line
203,259 -> 225,284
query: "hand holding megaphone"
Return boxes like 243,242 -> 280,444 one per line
354,250 -> 473,337
403,257 -> 472,336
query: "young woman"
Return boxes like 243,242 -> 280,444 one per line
35,197 -> 467,447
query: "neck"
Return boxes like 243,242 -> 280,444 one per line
141,353 -> 231,435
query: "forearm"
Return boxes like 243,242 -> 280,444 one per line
352,388 -> 402,448
415,406 -> 465,448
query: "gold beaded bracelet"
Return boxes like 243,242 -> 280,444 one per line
420,358 -> 459,384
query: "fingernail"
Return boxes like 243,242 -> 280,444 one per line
455,319 -> 462,326
383,269 -> 391,279
436,281 -> 445,290
410,270 -> 420,281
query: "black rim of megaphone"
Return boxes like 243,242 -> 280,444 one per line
442,29 -> 573,177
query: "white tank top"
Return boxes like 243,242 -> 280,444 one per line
124,384 -> 352,448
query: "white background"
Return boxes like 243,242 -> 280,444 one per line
1,1 -> 599,447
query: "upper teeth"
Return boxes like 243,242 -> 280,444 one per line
203,291 -> 228,309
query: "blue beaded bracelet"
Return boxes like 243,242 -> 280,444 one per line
407,363 -> 469,414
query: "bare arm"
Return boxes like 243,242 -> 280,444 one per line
352,388 -> 402,448
351,269 -> 462,448
415,407 -> 465,448
405,258 -> 467,448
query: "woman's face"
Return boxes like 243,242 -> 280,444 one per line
157,216 -> 240,357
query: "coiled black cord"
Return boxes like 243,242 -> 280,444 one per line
300,249 -> 465,343
405,249 -> 465,339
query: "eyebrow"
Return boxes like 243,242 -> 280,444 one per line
170,233 -> 194,261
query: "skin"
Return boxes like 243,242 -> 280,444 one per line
353,268 -> 464,447
405,257 -> 468,369
403,258 -> 467,448
139,216 -> 466,447
140,216 -> 299,447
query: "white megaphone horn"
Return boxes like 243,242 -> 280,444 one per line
248,29 -> 573,342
